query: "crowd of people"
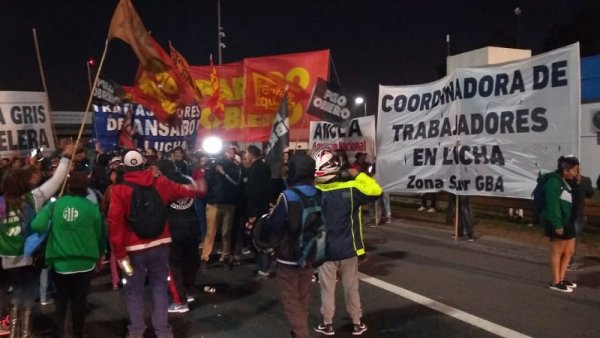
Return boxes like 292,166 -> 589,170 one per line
0,141 -> 391,338
0,138 -> 588,337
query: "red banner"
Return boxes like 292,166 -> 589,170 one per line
189,62 -> 244,142
243,50 -> 330,141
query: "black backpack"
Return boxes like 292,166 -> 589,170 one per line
287,187 -> 327,268
532,172 -> 550,222
123,181 -> 167,238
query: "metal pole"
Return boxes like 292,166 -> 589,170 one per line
364,101 -> 367,116
86,62 -> 92,91
217,0 -> 222,65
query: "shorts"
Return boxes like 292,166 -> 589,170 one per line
542,219 -> 576,240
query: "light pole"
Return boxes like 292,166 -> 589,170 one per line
355,96 -> 366,116
217,0 -> 226,65
514,7 -> 522,48
86,58 -> 95,92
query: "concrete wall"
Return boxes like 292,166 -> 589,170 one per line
446,46 -> 531,74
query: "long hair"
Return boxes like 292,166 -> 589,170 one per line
2,166 -> 38,210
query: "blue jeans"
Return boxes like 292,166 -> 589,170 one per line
39,268 -> 55,303
257,251 -> 271,274
125,245 -> 171,338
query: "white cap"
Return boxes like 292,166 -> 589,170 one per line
109,156 -> 122,165
123,151 -> 144,167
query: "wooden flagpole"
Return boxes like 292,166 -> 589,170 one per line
32,28 -> 59,148
59,39 -> 111,196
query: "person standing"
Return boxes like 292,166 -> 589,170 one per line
262,153 -> 318,337
108,150 -> 203,338
566,164 -> 594,270
200,146 -> 241,269
31,172 -> 105,338
244,146 -> 273,280
312,149 -> 382,336
541,156 -> 579,292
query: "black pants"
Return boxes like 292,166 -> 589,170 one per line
52,270 -> 93,338
170,236 -> 200,300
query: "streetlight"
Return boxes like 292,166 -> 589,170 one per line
86,58 -> 95,92
514,7 -> 522,48
355,96 -> 367,116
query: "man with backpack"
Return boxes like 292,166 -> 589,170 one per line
108,150 -> 205,338
312,149 -> 382,336
257,153 -> 321,338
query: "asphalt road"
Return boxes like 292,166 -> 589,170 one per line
32,219 -> 600,337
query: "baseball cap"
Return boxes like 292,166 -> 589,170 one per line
123,150 -> 144,168
109,156 -> 122,165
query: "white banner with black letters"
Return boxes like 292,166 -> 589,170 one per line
377,44 -> 580,198
310,115 -> 376,163
0,91 -> 56,158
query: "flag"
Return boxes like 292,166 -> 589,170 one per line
118,108 -> 136,149
108,0 -> 165,72
265,91 -> 289,179
306,78 -> 362,126
201,56 -> 226,120
131,36 -> 197,124
169,44 -> 203,101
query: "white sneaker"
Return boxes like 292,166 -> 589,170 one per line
417,206 -> 426,211
168,303 -> 189,313
427,207 -> 436,213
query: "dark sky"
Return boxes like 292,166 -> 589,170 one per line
1,0 -> 597,113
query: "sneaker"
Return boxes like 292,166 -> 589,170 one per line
231,259 -> 241,266
0,315 -> 10,336
40,298 -> 55,306
313,322 -> 335,335
168,303 -> 189,313
254,271 -> 272,281
549,282 -> 573,293
385,218 -> 392,224
426,207 -> 436,213
417,206 -> 426,211
352,322 -> 368,335
186,294 -> 195,303
467,237 -> 475,242
561,280 -> 577,289
242,248 -> 252,255
311,273 -> 319,283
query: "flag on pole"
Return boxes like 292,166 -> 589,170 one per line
118,108 -> 136,149
169,44 -> 203,101
108,0 -> 165,72
202,56 -> 225,120
108,0 -> 196,124
265,90 -> 289,179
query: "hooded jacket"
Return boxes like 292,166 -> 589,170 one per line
204,158 -> 241,205
108,169 -> 199,260
541,171 -> 572,232
316,173 -> 382,261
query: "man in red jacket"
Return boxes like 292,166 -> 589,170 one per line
108,150 -> 205,338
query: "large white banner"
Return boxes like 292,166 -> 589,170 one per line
0,91 -> 57,158
309,115 -> 376,163
377,44 -> 580,198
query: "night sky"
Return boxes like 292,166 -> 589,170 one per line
1,0 -> 598,113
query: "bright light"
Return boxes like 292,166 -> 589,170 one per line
202,136 -> 223,155
355,97 -> 364,105
87,58 -> 95,66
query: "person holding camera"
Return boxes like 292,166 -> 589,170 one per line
200,146 -> 241,269
312,149 -> 382,336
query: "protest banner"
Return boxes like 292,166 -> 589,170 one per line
93,78 -> 199,152
377,43 -> 580,198
307,78 -> 362,125
310,115 -> 376,163
0,91 -> 56,158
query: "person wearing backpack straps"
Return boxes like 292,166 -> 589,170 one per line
541,156 -> 579,293
260,153 -> 319,338
108,150 -> 206,338
0,142 -> 73,338
312,149 -> 382,336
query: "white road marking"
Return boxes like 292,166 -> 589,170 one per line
359,273 -> 532,338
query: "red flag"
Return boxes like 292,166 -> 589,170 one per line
169,44 -> 203,101
131,37 -> 197,124
201,57 -> 225,120
108,0 -> 165,72
118,109 -> 136,149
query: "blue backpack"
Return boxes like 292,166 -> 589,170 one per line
286,188 -> 327,268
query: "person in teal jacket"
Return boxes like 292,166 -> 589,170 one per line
541,156 -> 579,293
31,171 -> 106,338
